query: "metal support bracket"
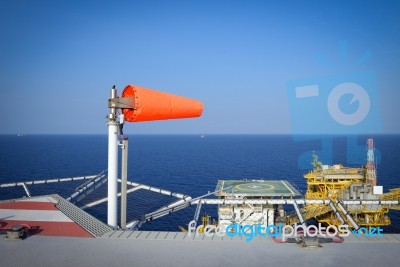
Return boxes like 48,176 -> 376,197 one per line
108,97 -> 136,109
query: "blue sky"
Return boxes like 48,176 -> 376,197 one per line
0,0 -> 399,134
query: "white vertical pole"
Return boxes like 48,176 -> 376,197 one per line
107,86 -> 118,229
121,138 -> 128,229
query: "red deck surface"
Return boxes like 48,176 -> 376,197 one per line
0,199 -> 93,238
0,201 -> 58,210
0,220 -> 93,237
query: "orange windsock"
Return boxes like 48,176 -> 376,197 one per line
121,84 -> 203,122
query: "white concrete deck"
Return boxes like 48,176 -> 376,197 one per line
1,232 -> 400,267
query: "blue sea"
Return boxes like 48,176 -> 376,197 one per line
1,134 -> 399,232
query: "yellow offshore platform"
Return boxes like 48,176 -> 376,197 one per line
288,139 -> 400,229
180,138 -> 400,233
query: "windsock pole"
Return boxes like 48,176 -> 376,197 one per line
107,86 -> 119,229
120,137 -> 128,229
106,83 -> 203,230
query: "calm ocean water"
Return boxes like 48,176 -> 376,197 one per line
1,134 -> 399,232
